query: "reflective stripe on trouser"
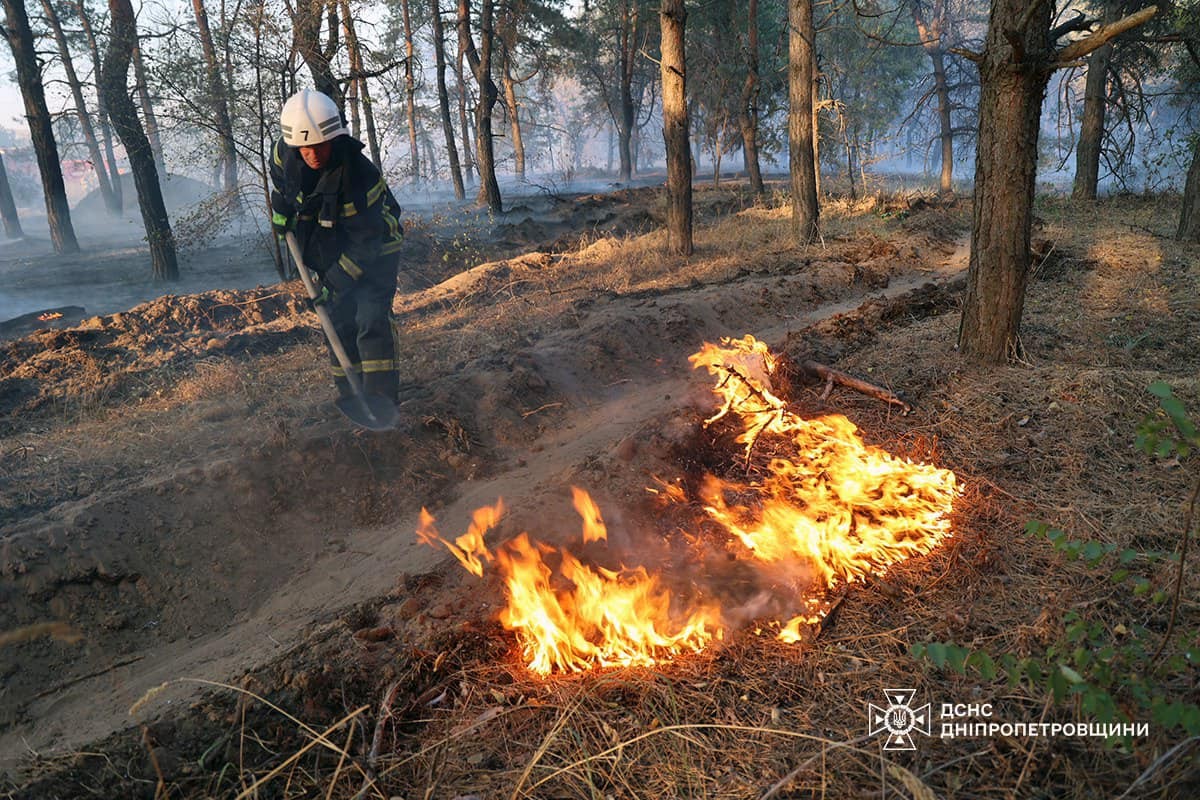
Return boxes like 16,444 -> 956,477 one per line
324,268 -> 399,401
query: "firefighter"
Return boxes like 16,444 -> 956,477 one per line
270,89 -> 405,406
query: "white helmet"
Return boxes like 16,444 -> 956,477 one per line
280,89 -> 347,147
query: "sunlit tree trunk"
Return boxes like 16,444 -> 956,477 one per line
41,0 -> 118,216
432,0 -> 465,199
459,0 -> 502,212
660,0 -> 691,255
2,0 -> 78,253
1180,139 -> 1200,242
0,153 -> 23,238
402,0 -> 421,180
102,0 -> 179,280
500,48 -> 527,180
191,0 -> 238,194
73,0 -> 122,211
739,0 -> 763,196
788,0 -> 818,244
341,7 -> 362,138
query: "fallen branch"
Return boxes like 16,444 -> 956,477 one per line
796,359 -> 912,414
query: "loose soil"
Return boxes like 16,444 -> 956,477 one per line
2,183 -> 1197,799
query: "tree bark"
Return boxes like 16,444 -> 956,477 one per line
739,0 -> 764,196
957,0 -> 1052,362
456,20 -> 476,183
1179,137 -> 1200,242
0,153 -> 23,238
1072,8 -> 1114,201
2,0 -> 78,253
41,0 -> 118,215
910,0 -> 954,193
339,0 -> 381,167
101,0 -> 179,280
131,41 -> 167,179
788,0 -> 818,244
500,46 -> 526,180
660,0 -> 691,255
73,0 -> 122,211
431,0 -> 465,199
459,0 -> 502,212
402,0 -> 421,180
616,0 -> 639,182
191,0 -> 238,194
293,0 -> 343,107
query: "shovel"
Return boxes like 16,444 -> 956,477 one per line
284,232 -> 399,431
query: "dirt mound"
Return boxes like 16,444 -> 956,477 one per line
0,287 -> 313,431
73,173 -> 217,218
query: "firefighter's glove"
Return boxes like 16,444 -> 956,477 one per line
271,211 -> 293,240
310,284 -> 334,308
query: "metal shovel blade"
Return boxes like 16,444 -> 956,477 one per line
336,394 -> 400,431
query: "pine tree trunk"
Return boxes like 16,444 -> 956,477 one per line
1072,40 -> 1112,200
957,0 -> 1052,363
459,0 -> 502,212
931,48 -> 954,193
41,0 -> 118,215
788,0 -> 818,244
660,0 -> 691,256
251,0 -> 286,278
432,0 -> 465,199
0,153 -> 24,238
456,29 -> 476,183
2,0 -> 78,253
191,0 -> 237,194
501,54 -> 526,180
739,0 -> 763,196
1179,137 -> 1200,242
293,0 -> 343,107
74,0 -> 122,210
340,2 -> 362,139
338,1 -> 381,168
102,0 -> 179,280
131,42 -> 167,178
616,0 -> 637,183
910,0 -> 954,194
402,0 -> 421,181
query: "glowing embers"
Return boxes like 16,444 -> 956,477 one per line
418,335 -> 959,674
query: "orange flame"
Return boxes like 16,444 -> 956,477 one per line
38,312 -> 64,321
691,336 -> 958,602
418,490 -> 721,674
418,336 -> 959,673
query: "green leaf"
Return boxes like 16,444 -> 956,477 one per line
1148,381 -> 1173,399
1119,549 -> 1138,564
1110,568 -> 1130,583
926,642 -> 948,668
1082,540 -> 1106,563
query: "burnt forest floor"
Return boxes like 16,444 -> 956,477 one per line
2,182 -> 1199,799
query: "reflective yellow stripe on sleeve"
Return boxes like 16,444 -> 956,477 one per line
338,254 -> 364,279
341,201 -> 357,218
273,140 -> 284,168
366,179 -> 386,206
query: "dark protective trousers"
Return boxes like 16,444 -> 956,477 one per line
325,254 -> 400,401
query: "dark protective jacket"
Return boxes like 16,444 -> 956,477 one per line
269,135 -> 404,292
